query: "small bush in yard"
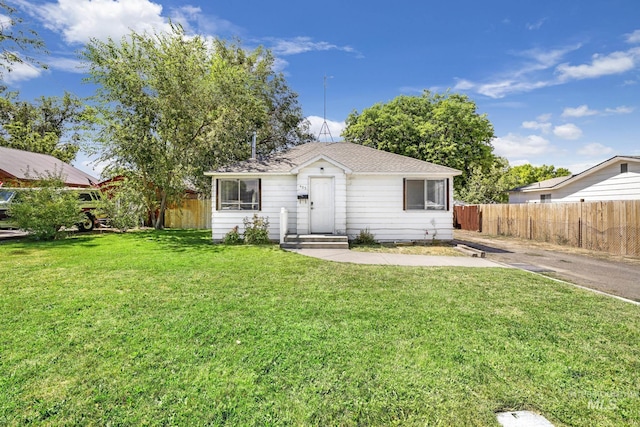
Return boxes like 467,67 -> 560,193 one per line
242,214 -> 270,244
222,226 -> 243,245
9,178 -> 83,240
352,227 -> 376,245
97,179 -> 145,232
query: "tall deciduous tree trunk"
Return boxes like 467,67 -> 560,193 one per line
154,192 -> 167,230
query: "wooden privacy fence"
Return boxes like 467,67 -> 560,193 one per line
453,205 -> 481,232
457,201 -> 640,257
164,198 -> 211,229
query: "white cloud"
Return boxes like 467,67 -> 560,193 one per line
271,57 -> 289,73
0,58 -> 43,83
492,133 -> 554,158
556,49 -> 639,80
25,0 -> 171,44
476,79 -> 550,99
553,123 -> 582,140
626,29 -> 640,44
604,106 -> 634,114
526,18 -> 547,31
577,143 -> 614,157
522,120 -> 551,133
561,105 -> 598,118
306,116 -> 345,141
453,79 -> 474,90
455,37 -> 640,98
0,13 -> 12,29
537,113 -> 552,122
47,57 -> 86,73
517,45 -> 581,71
169,6 -> 241,36
268,37 -> 355,56
461,45 -> 580,98
560,104 -> 633,118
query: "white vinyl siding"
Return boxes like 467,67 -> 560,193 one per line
211,175 -> 297,241
509,161 -> 640,203
346,175 -> 454,241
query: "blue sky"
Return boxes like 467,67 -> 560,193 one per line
4,0 -> 640,178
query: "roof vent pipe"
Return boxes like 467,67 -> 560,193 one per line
251,131 -> 257,159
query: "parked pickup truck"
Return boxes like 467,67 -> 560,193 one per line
0,187 -> 105,231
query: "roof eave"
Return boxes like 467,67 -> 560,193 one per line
204,171 -> 294,176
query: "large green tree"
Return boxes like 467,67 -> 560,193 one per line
82,25 -> 311,229
457,162 -> 572,204
502,164 -> 572,190
456,157 -> 511,204
342,91 -> 496,191
0,91 -> 91,162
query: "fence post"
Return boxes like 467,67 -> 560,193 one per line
578,217 -> 582,248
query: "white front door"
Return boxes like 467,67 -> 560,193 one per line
310,177 -> 334,234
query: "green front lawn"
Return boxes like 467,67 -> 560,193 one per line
1,230 -> 638,426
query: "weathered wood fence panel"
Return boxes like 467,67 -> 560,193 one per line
471,201 -> 640,257
453,205 -> 481,231
165,198 -> 212,229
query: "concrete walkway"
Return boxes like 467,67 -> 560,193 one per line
287,248 -> 504,267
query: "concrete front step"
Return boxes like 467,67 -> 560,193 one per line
284,234 -> 348,242
281,234 -> 349,249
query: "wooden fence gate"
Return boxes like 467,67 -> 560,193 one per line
453,205 -> 481,231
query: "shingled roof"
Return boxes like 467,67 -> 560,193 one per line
207,142 -> 461,175
0,146 -> 98,187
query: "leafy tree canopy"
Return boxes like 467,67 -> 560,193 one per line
456,157 -> 510,204
82,24 -> 312,229
0,91 -> 93,163
503,163 -> 572,190
342,91 -> 497,191
0,1 -> 46,82
457,161 -> 572,204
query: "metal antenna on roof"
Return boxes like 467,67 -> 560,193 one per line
317,75 -> 334,142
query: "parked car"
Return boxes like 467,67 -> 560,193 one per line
0,188 -> 18,229
0,187 -> 105,231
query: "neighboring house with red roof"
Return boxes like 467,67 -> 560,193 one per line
508,155 -> 640,204
0,146 -> 98,188
205,141 -> 461,242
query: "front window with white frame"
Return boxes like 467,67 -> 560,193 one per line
218,179 -> 261,210
404,179 -> 447,210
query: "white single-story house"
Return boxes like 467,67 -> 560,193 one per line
205,141 -> 461,242
508,155 -> 640,204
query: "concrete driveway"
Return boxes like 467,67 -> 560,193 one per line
454,230 -> 640,303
